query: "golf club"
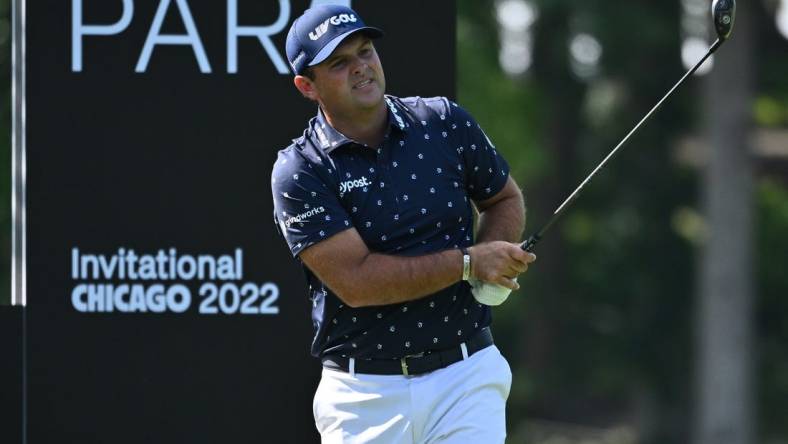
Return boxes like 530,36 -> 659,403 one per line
521,0 -> 736,253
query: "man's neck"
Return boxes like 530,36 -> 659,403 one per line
322,101 -> 388,148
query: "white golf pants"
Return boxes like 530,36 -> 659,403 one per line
313,345 -> 512,443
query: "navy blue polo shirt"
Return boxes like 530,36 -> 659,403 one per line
271,95 -> 510,360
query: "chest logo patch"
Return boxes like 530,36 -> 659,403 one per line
339,176 -> 372,193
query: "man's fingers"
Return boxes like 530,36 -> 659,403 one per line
495,276 -> 519,290
472,242 -> 536,283
508,262 -> 528,275
508,246 -> 537,265
516,251 -> 536,263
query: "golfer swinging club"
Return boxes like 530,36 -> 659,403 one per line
271,5 -> 536,442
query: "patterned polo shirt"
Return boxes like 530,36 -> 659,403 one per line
271,95 -> 510,360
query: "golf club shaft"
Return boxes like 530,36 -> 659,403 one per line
521,38 -> 723,252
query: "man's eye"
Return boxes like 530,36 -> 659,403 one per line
331,60 -> 345,69
360,48 -> 371,56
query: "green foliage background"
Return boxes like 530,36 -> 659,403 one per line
457,0 -> 788,442
0,0 -> 11,307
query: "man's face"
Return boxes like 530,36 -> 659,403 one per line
300,34 -> 386,114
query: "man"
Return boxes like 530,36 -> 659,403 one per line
272,5 -> 536,443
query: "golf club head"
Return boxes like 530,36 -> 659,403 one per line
712,0 -> 736,41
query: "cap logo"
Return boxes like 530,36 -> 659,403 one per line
291,51 -> 307,71
308,14 -> 358,40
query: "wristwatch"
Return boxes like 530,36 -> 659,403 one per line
461,247 -> 471,281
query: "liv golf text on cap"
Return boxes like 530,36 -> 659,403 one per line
285,5 -> 384,75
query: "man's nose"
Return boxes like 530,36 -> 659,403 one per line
351,58 -> 368,75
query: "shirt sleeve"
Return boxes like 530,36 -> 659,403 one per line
446,100 -> 510,201
271,148 -> 352,257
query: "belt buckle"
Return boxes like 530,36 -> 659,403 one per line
400,352 -> 425,376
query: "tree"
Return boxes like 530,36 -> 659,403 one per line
693,1 -> 756,443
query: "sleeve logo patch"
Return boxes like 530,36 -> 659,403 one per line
284,206 -> 326,228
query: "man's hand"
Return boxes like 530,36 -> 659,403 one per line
468,241 -> 536,290
468,242 -> 535,306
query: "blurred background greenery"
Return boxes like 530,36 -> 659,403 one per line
1,0 -> 785,443
455,0 -> 788,443
0,0 -> 10,308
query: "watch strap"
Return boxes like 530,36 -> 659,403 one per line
461,247 -> 471,281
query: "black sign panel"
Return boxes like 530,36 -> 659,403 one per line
0,307 -> 23,444
24,1 -> 454,442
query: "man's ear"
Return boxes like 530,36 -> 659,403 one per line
294,75 -> 318,101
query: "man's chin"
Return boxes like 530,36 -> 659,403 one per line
353,88 -> 385,108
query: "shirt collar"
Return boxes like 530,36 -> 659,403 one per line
312,109 -> 350,152
309,96 -> 408,153
384,96 -> 408,133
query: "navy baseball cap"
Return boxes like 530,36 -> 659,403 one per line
285,5 -> 383,75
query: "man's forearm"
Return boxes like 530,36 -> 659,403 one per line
476,193 -> 525,244
339,249 -> 464,307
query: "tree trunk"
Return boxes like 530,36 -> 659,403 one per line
693,1 -> 755,443
519,0 -> 584,385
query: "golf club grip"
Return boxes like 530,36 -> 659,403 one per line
520,233 -> 541,252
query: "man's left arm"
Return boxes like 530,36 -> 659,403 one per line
445,99 -> 529,262
474,176 -> 525,244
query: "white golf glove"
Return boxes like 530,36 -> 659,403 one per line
469,277 -> 516,306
